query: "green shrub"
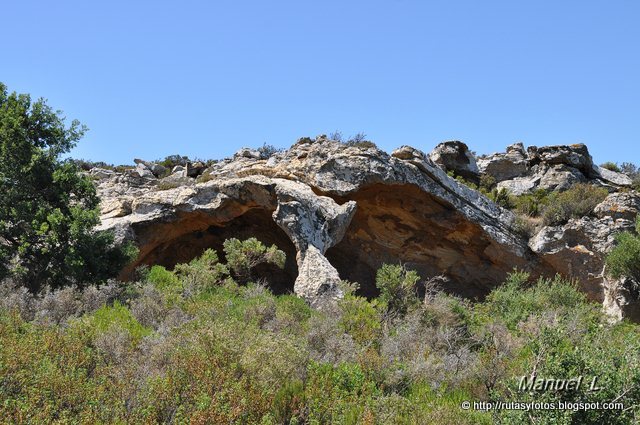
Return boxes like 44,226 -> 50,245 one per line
271,380 -> 305,424
487,187 -> 514,209
195,172 -> 215,183
375,264 -> 421,317
606,216 -> 640,283
541,183 -> 608,226
513,189 -> 550,217
600,161 -> 621,172
620,162 -> 640,190
479,174 -> 497,192
512,215 -> 539,238
492,316 -> 640,425
338,294 -> 382,344
174,248 -> 230,293
146,264 -> 181,291
157,154 -> 190,169
479,271 -> 589,330
156,180 -> 182,190
343,132 -> 378,149
4,242 -> 640,424
87,300 -> 152,342
223,237 -> 286,284
257,142 -> 284,159
305,362 -> 380,423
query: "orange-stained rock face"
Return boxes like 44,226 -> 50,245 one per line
326,183 -> 540,299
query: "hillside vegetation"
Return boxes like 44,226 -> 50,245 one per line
1,243 -> 639,424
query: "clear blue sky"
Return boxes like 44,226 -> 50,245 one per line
2,0 -> 639,165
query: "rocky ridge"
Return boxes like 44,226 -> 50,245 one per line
94,136 -> 640,320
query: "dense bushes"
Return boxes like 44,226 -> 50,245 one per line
540,183 -> 608,226
509,183 -> 608,226
606,216 -> 640,285
1,249 -> 639,423
453,175 -> 610,229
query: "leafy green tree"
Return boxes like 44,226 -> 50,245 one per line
0,83 -> 136,290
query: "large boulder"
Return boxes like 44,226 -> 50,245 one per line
186,161 -> 207,177
594,192 -> 640,221
530,144 -> 599,178
537,164 -> 587,192
134,159 -> 168,178
597,166 -> 633,187
478,142 -> 529,182
429,141 -> 480,183
134,163 -> 156,179
234,147 -> 262,160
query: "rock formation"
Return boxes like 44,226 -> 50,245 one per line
477,143 -> 632,195
428,140 -> 480,184
94,137 -> 640,320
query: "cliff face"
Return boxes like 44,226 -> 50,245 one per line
94,137 -> 640,319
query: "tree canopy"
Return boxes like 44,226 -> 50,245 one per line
0,82 -> 136,289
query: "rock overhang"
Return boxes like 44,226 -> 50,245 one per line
93,138 -> 640,320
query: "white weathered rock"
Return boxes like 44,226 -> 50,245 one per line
272,179 -> 356,302
603,274 -> 640,323
538,164 -> 587,191
134,163 -> 156,179
480,143 -> 630,195
88,167 -> 116,180
497,176 -> 540,196
429,140 -> 479,183
234,148 -> 261,160
597,166 -> 633,187
477,150 -> 529,182
95,140 -> 640,319
594,192 -> 640,221
530,216 -> 632,303
149,163 -> 168,178
533,144 -> 598,178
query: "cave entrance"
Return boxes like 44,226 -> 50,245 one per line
326,184 -> 530,300
134,208 -> 298,294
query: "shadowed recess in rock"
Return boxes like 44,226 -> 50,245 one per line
326,183 -> 532,299
127,208 -> 298,294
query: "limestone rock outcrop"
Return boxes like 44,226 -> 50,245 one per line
429,141 -> 480,183
477,143 -> 529,182
478,143 -> 632,195
529,192 -> 640,321
95,137 -> 539,304
93,137 -> 640,320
